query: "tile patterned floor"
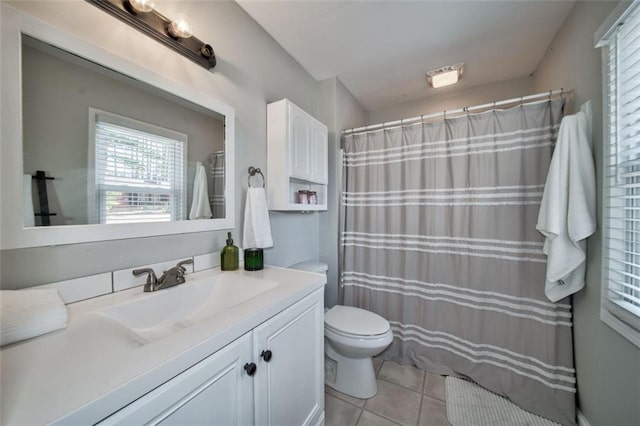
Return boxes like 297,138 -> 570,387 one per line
325,359 -> 451,426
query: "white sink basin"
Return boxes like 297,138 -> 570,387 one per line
97,273 -> 279,342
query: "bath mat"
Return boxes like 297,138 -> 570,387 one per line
445,377 -> 560,426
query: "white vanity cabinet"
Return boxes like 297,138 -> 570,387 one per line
99,334 -> 254,426
253,286 -> 324,425
267,99 -> 328,211
99,288 -> 324,426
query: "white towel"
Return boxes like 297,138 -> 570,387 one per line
243,187 -> 274,249
23,174 -> 35,227
536,101 -> 596,302
189,161 -> 213,220
0,289 -> 68,347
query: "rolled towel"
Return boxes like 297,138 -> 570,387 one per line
0,289 -> 68,347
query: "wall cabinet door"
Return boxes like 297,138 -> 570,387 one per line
311,121 -> 328,184
288,104 -> 313,181
99,334 -> 253,426
253,291 -> 324,426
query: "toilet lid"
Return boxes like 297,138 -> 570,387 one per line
325,305 -> 390,336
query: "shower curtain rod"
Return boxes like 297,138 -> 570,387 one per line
342,88 -> 570,135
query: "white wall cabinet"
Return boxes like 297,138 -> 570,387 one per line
267,99 -> 328,211
99,289 -> 324,426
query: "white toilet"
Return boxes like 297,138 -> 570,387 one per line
290,262 -> 393,399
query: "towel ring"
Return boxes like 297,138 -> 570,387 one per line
248,166 -> 265,188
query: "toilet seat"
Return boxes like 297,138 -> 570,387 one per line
324,305 -> 390,338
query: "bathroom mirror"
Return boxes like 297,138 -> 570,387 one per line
0,6 -> 235,249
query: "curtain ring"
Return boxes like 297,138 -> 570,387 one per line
444,110 -> 447,120
548,90 -> 553,100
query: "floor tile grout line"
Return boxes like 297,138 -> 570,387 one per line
354,407 -> 364,426
325,388 -> 366,409
416,393 -> 425,426
377,375 -> 424,396
364,408 -> 404,426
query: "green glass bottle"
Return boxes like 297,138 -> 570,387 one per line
220,232 -> 239,271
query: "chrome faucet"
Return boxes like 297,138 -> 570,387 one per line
132,259 -> 194,292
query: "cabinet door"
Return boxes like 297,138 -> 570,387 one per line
311,121 -> 328,184
288,104 -> 313,181
99,334 -> 254,426
253,290 -> 324,426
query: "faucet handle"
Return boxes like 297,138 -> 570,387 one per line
177,259 -> 194,272
132,268 -> 158,285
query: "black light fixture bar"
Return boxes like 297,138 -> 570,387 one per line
86,0 -> 216,70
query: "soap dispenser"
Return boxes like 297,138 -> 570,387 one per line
221,232 -> 239,271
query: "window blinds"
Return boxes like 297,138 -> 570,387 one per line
94,119 -> 186,224
604,3 -> 640,338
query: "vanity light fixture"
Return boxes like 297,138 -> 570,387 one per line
168,14 -> 193,39
426,63 -> 464,88
128,0 -> 155,13
86,0 -> 216,69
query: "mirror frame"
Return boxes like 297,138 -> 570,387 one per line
1,5 -> 235,249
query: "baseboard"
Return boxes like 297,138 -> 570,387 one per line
577,409 -> 591,426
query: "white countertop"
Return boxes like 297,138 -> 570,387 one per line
0,266 -> 325,425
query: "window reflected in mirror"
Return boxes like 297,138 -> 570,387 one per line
21,35 -> 226,227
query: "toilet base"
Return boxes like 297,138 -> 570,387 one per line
325,341 -> 378,399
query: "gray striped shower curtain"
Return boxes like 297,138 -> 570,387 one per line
340,99 -> 575,425
210,151 -> 225,218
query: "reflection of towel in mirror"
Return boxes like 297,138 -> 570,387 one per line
0,288 -> 68,347
189,161 -> 213,220
23,174 -> 35,227
537,101 -> 596,302
243,187 -> 273,249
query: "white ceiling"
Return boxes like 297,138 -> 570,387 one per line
236,0 -> 576,111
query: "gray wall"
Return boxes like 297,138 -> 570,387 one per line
22,43 -> 224,226
318,77 -> 367,307
534,2 -> 640,425
367,75 -> 535,124
1,0 -> 321,288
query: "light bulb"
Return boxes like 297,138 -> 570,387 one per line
168,14 -> 193,39
128,0 -> 155,13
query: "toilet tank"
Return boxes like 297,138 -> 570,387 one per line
289,261 -> 328,274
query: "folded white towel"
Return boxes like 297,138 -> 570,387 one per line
243,187 -> 274,249
189,161 -> 213,220
0,289 -> 68,347
537,101 -> 596,302
23,174 -> 35,227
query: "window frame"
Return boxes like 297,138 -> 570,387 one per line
599,1 -> 640,349
87,108 -> 188,225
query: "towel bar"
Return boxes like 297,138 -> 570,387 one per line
248,166 -> 265,188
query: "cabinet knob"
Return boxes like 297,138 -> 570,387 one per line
244,362 -> 257,376
260,350 -> 273,362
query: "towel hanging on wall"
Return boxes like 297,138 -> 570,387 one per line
189,161 -> 213,220
537,101 -> 596,302
243,187 -> 273,249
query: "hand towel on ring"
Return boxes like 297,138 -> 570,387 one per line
243,187 -> 273,249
